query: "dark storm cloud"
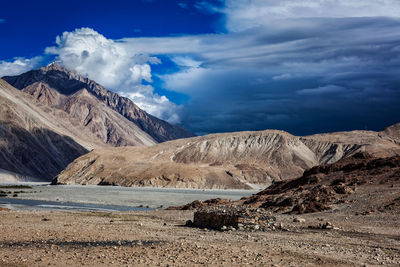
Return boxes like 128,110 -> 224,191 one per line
154,17 -> 400,135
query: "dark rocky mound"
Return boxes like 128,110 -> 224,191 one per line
174,152 -> 400,214
244,152 -> 400,213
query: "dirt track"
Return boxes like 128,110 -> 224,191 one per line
0,209 -> 399,266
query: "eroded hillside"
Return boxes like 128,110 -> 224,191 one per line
53,124 -> 400,189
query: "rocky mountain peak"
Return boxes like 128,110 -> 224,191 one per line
39,62 -> 86,84
42,62 -> 67,72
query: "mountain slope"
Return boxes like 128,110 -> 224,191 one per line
53,124 -> 400,189
18,79 -> 156,147
381,123 -> 400,144
0,79 -> 89,180
3,63 -> 194,143
173,152 -> 400,215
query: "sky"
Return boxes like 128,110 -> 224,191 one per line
1,0 -> 400,135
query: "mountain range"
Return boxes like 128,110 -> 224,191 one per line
53,123 -> 400,189
0,63 -> 193,181
1,63 -> 399,187
3,63 -> 193,144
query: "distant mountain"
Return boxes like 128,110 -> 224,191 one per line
53,124 -> 400,189
3,63 -> 194,144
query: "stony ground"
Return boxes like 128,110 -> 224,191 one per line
0,208 -> 399,266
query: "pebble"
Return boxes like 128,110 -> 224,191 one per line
293,218 -> 305,223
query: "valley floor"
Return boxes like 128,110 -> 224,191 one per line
0,209 -> 399,266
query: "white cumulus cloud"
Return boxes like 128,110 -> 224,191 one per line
0,56 -> 43,77
45,27 -> 157,89
121,87 -> 182,125
45,27 -> 181,124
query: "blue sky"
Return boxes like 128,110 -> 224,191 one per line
1,0 -> 400,135
0,0 -> 222,59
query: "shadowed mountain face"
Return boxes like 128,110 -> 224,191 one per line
0,126 -> 87,180
3,63 -> 194,143
0,79 -> 88,180
53,124 -> 400,189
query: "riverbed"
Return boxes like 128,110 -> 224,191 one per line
0,183 -> 259,211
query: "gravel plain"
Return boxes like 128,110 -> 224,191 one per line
0,208 -> 399,266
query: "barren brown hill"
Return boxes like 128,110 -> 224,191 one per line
3,63 -> 194,143
53,125 -> 400,189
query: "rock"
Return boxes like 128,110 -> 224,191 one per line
192,206 -> 276,231
321,222 -> 334,230
293,218 -> 306,223
333,184 -> 354,194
